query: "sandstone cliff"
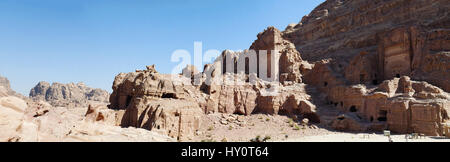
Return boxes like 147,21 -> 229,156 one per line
281,0 -> 450,135
283,0 -> 450,92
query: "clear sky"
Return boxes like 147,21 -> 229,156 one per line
0,0 -> 324,95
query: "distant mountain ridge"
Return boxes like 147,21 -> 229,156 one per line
29,81 -> 110,107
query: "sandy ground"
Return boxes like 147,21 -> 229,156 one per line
188,113 -> 450,142
281,132 -> 450,142
189,113 -> 335,142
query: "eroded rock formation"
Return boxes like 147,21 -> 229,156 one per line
279,0 -> 450,135
107,0 -> 449,138
29,81 -> 110,107
0,76 -> 173,142
108,64 -> 319,140
283,0 -> 449,91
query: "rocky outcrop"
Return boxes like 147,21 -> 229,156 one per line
311,73 -> 449,135
0,76 -> 11,91
250,27 -> 304,83
0,76 -> 21,97
29,81 -> 110,107
108,64 -> 320,140
109,65 -> 205,141
0,91 -> 174,142
276,0 -> 450,136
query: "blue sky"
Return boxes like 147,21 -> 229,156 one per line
0,0 -> 324,95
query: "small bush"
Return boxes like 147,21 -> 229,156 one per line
263,136 -> 271,142
250,135 -> 271,142
250,135 -> 262,142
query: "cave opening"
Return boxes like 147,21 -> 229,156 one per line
373,74 -> 378,85
234,110 -> 245,115
378,110 -> 388,122
396,74 -> 400,78
245,57 -> 250,75
370,116 -> 374,122
360,74 -> 365,83
372,80 -> 378,85
161,93 -> 177,99
378,117 -> 387,122
125,95 -> 132,107
349,106 -> 357,112
234,58 -> 238,74
324,82 -> 328,87
222,55 -> 227,74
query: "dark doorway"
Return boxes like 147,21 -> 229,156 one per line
245,57 -> 249,75
360,74 -> 365,83
161,93 -> 177,99
234,59 -> 238,74
222,55 -> 227,74
378,110 -> 388,121
349,106 -> 357,112
126,95 -> 133,107
378,117 -> 387,121
372,80 -> 378,85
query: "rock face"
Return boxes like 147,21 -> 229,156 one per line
279,0 -> 450,136
109,65 -> 205,140
29,81 -> 110,107
0,76 -> 19,97
250,27 -> 304,83
283,0 -> 449,92
0,76 -> 11,90
324,76 -> 450,135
